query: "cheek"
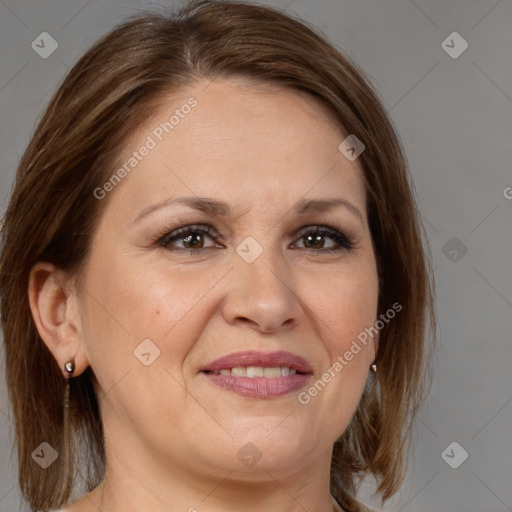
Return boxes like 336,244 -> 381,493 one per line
78,251 -> 219,387
77,256 -> 211,436
299,259 -> 378,428
310,257 -> 379,348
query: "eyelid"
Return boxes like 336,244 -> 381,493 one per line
292,224 -> 354,250
156,222 -> 355,253
157,223 -> 221,247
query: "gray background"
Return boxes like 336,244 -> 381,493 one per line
1,0 -> 511,511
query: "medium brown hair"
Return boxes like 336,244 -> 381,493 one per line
0,1 -> 436,511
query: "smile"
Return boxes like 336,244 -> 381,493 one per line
200,350 -> 313,398
204,366 -> 298,377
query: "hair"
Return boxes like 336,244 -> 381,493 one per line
0,1 -> 436,511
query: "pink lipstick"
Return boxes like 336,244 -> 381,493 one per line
200,350 -> 313,398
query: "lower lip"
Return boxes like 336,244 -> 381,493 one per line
202,372 -> 312,398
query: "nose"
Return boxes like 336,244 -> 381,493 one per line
221,242 -> 304,334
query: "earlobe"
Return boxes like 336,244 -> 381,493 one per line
28,262 -> 89,378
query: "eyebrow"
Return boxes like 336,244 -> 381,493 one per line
131,196 -> 364,225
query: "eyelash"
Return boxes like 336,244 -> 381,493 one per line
156,223 -> 354,255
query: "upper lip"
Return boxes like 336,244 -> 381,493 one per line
200,350 -> 313,374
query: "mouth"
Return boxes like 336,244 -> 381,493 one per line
202,366 -> 303,377
199,350 -> 313,398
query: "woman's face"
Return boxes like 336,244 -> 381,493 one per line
77,78 -> 379,481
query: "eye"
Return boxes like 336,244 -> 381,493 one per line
157,223 -> 353,255
292,225 -> 354,253
157,224 -> 221,253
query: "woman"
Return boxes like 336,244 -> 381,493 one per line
0,1 -> 436,511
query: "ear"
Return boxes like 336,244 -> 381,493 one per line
28,262 -> 89,379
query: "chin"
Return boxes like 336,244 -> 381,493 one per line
210,429 -> 316,474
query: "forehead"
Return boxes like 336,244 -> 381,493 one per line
104,77 -> 366,221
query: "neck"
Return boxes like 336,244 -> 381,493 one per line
83,445 -> 342,512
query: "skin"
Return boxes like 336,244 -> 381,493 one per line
29,77 -> 379,512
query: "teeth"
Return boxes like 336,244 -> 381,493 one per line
263,367 -> 281,378
231,367 -> 247,377
209,366 -> 299,378
247,366 -> 264,378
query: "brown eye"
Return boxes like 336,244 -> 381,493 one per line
293,226 -> 353,253
158,224 -> 221,252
